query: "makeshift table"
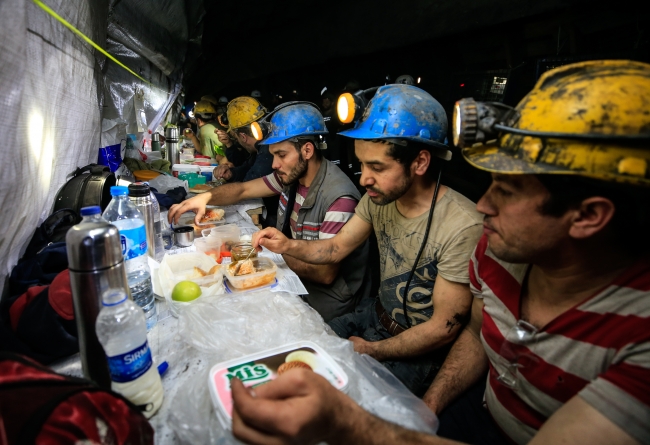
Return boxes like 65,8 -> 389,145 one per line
51,203 -> 439,444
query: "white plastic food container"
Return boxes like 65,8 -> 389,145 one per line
208,341 -> 349,430
225,257 -> 277,290
172,164 -> 215,177
202,224 -> 240,252
177,209 -> 227,236
158,252 -> 223,316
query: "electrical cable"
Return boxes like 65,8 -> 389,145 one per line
402,167 -> 443,329
33,0 -> 151,85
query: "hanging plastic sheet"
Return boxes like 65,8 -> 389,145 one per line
0,0 -> 107,291
0,0 -> 204,289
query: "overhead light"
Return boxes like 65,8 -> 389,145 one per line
417,77 -> 421,84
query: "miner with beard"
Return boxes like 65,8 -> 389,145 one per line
252,85 -> 483,396
168,102 -> 370,321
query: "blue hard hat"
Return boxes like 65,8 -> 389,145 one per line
340,85 -> 451,160
260,102 -> 328,145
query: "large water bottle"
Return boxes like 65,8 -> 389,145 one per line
103,186 -> 157,330
95,289 -> 163,418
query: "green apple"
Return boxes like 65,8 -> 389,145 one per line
172,281 -> 202,302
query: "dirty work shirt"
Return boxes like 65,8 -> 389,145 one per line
355,188 -> 483,327
262,171 -> 357,239
198,123 -> 223,158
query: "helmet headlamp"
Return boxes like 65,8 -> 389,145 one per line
336,88 -> 379,124
251,120 -> 272,141
453,97 -> 650,148
452,98 -> 515,148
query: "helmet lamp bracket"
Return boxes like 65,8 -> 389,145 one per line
453,97 -> 650,148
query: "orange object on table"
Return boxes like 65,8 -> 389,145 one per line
133,170 -> 161,181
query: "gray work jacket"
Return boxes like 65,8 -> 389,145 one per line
275,159 -> 370,321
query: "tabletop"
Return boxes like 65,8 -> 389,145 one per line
51,202 -> 439,444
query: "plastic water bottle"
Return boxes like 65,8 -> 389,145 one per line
96,289 -> 163,418
103,186 -> 157,330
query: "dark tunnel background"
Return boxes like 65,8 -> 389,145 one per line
180,0 -> 650,201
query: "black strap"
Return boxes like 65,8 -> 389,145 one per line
71,163 -> 109,179
281,184 -> 298,239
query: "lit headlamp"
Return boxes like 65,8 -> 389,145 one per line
251,119 -> 272,141
452,98 -> 515,148
336,87 -> 378,124
452,97 -> 650,148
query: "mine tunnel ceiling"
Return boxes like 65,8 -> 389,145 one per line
184,0 -> 617,97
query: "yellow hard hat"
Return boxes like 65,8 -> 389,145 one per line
194,100 -> 217,117
226,96 -> 267,130
460,60 -> 650,186
201,95 -> 219,107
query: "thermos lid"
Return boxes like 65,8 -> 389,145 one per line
128,182 -> 150,197
66,219 -> 124,271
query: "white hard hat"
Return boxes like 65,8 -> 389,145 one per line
395,75 -> 415,85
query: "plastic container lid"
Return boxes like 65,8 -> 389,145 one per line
133,170 -> 161,182
110,186 -> 129,196
178,210 -> 227,237
208,341 -> 349,431
224,257 -> 277,290
178,212 -> 226,228
80,206 -> 101,216
203,224 -> 240,238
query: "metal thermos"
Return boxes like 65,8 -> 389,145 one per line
165,126 -> 180,165
66,209 -> 128,388
128,183 -> 156,259
151,132 -> 161,152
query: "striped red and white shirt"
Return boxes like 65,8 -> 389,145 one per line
262,172 -> 357,240
470,234 -> 650,444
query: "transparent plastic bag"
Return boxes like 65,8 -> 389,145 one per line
167,293 -> 439,443
158,252 -> 224,317
148,173 -> 189,193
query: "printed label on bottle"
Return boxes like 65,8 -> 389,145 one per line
119,226 -> 147,260
107,341 -> 153,383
